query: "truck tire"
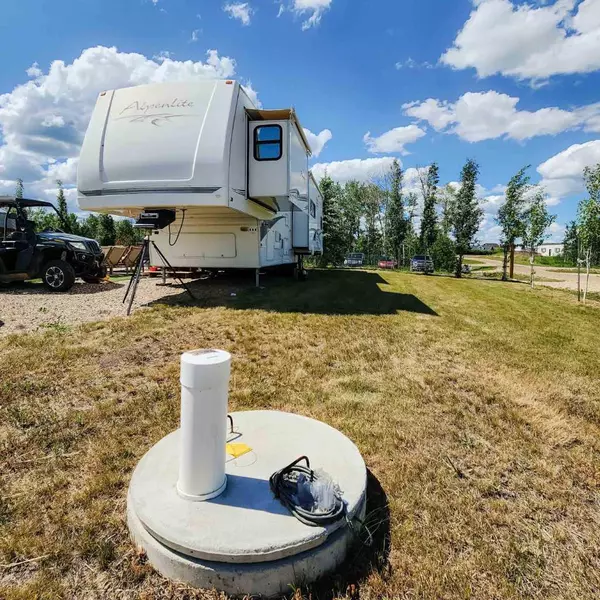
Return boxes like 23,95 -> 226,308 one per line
42,259 -> 76,292
81,276 -> 103,284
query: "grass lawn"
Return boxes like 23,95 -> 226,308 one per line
2,270 -> 600,599
475,271 -> 564,283
483,253 -> 573,268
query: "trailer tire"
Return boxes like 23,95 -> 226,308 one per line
42,260 -> 76,292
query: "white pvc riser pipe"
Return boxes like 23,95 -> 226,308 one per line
177,349 -> 231,501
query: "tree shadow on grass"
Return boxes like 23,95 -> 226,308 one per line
146,269 -> 438,317
305,469 -> 392,600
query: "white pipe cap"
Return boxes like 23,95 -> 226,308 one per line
180,349 -> 231,390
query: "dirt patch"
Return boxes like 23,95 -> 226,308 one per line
0,275 -> 248,336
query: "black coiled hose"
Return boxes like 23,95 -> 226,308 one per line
269,456 -> 346,527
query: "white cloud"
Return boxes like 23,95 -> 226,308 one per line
26,63 -> 42,78
395,58 -> 434,70
280,0 -> 332,30
402,98 -> 455,131
537,140 -> 600,203
41,115 -> 66,128
303,128 -> 332,157
223,2 -> 253,26
538,140 -> 600,180
404,91 -> 600,142
242,82 -> 262,108
190,29 -> 200,42
312,157 -> 397,184
0,45 -> 236,211
441,0 -> 600,82
153,50 -> 173,62
363,124 -> 426,154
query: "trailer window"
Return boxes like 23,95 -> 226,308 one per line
310,200 -> 316,218
254,125 -> 283,161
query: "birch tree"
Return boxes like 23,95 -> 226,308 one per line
578,165 -> 600,303
577,197 -> 600,303
522,189 -> 556,289
497,166 -> 530,281
438,184 -> 456,236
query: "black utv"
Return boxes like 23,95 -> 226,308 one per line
0,196 -> 106,292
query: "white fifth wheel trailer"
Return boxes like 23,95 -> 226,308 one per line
77,80 -> 323,281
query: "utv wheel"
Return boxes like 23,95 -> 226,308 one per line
42,260 -> 76,292
81,276 -> 102,284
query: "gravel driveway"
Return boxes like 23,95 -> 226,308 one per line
471,257 -> 600,293
0,276 -> 244,335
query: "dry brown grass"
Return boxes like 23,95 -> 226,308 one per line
1,269 -> 600,599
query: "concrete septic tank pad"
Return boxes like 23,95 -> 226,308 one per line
128,410 -> 367,596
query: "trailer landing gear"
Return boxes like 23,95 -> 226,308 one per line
294,256 -> 307,281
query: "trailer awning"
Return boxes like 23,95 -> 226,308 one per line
246,108 -> 312,156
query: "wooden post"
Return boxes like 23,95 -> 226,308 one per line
509,244 -> 515,279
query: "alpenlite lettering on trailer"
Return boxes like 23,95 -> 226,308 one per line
118,99 -> 195,115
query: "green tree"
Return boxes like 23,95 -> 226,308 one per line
430,232 -> 456,272
54,179 -> 80,233
115,219 -> 142,246
405,191 -> 418,226
360,183 -> 384,265
30,208 -> 58,232
438,184 -> 456,237
385,159 -> 407,265
418,163 -> 439,253
497,166 -> 530,280
522,189 -> 556,288
15,178 -> 24,199
56,180 -> 68,221
80,214 -> 100,241
318,174 -> 348,266
97,213 -> 117,246
342,180 -> 366,251
578,165 -> 600,302
562,221 -> 579,267
448,159 -> 482,278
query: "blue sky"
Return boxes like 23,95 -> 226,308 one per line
1,0 -> 599,241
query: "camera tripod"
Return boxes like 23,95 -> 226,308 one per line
123,236 -> 195,316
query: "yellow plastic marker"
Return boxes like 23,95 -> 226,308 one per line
226,443 -> 252,458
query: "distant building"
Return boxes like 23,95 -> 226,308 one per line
517,242 -> 564,257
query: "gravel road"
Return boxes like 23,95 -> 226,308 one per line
471,257 -> 600,293
0,276 -> 241,335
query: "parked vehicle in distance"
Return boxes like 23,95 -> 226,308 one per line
344,253 -> 365,267
462,264 -> 472,274
410,255 -> 434,274
0,197 -> 106,292
378,257 -> 397,269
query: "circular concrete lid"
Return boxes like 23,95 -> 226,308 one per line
129,410 -> 367,564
